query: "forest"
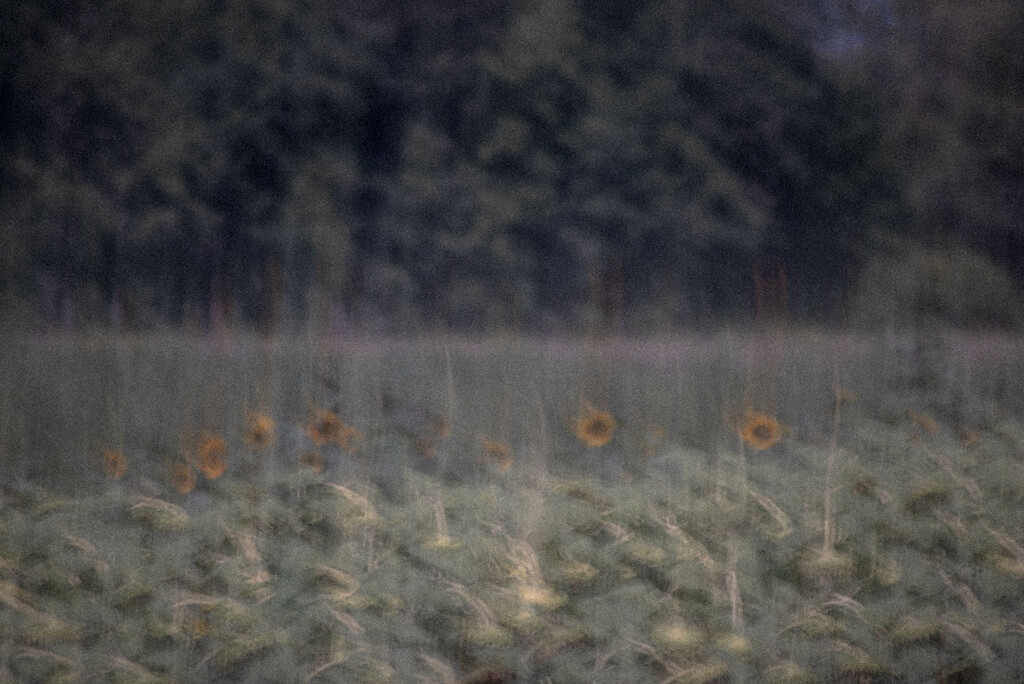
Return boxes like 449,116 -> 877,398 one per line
1,0 -> 1023,332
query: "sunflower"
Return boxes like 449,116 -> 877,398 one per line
573,404 -> 617,448
196,433 -> 228,479
244,412 -> 275,449
335,421 -> 364,455
740,410 -> 782,451
481,437 -> 514,470
102,449 -> 128,480
306,408 -> 341,446
170,463 -> 197,494
298,450 -> 324,473
305,408 -> 363,452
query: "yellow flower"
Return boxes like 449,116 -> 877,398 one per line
170,463 -> 197,494
306,407 -> 341,446
574,404 -> 617,448
196,433 -> 228,479
741,410 -> 782,451
306,407 -> 363,453
298,450 -> 324,473
335,421 -> 364,455
244,411 -> 275,449
481,437 -> 514,470
102,449 -> 128,480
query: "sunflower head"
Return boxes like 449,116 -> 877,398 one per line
306,408 -> 341,446
335,421 -> 364,454
170,463 -> 197,494
196,433 -> 228,479
102,449 -> 128,480
574,404 -> 617,448
481,438 -> 514,470
298,450 -> 324,473
244,412 -> 275,449
741,410 -> 782,451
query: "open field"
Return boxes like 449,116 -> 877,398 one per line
2,329 -> 1024,682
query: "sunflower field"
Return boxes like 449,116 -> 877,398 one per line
1,329 -> 1024,682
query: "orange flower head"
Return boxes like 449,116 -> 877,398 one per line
574,404 -> 617,448
196,433 -> 228,479
741,411 -> 782,451
335,421 -> 364,454
306,408 -> 341,446
102,449 -> 128,479
298,451 -> 325,473
244,412 -> 275,449
481,437 -> 514,470
171,463 -> 197,494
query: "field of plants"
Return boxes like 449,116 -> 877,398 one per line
2,328 -> 1024,682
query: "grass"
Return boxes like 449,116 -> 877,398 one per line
1,326 -> 1024,682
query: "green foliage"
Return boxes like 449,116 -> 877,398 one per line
1,331 -> 1024,680
850,243 -> 1024,329
0,0 -> 902,330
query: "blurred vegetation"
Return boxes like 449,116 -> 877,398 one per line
2,332 -> 1024,681
1,0 -> 1022,332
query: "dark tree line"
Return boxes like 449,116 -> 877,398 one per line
1,0 -> 1021,332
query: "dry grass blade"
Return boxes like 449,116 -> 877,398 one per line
925,448 -> 982,499
107,655 -> 161,680
943,621 -> 996,663
658,514 -> 717,571
221,522 -> 272,585
63,533 -> 98,556
443,579 -> 496,625
932,507 -> 970,542
984,524 -> 1024,567
824,593 -> 864,613
15,646 -> 78,670
316,564 -> 360,598
305,657 -> 350,683
128,496 -> 190,529
746,486 -> 793,538
0,581 -> 67,627
938,570 -> 983,615
416,654 -> 458,684
506,537 -> 544,584
327,607 -> 365,635
326,483 -> 377,519
627,639 -> 727,684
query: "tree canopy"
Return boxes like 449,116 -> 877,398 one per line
1,0 -> 1019,332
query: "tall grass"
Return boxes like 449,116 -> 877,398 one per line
2,328 -> 1022,492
